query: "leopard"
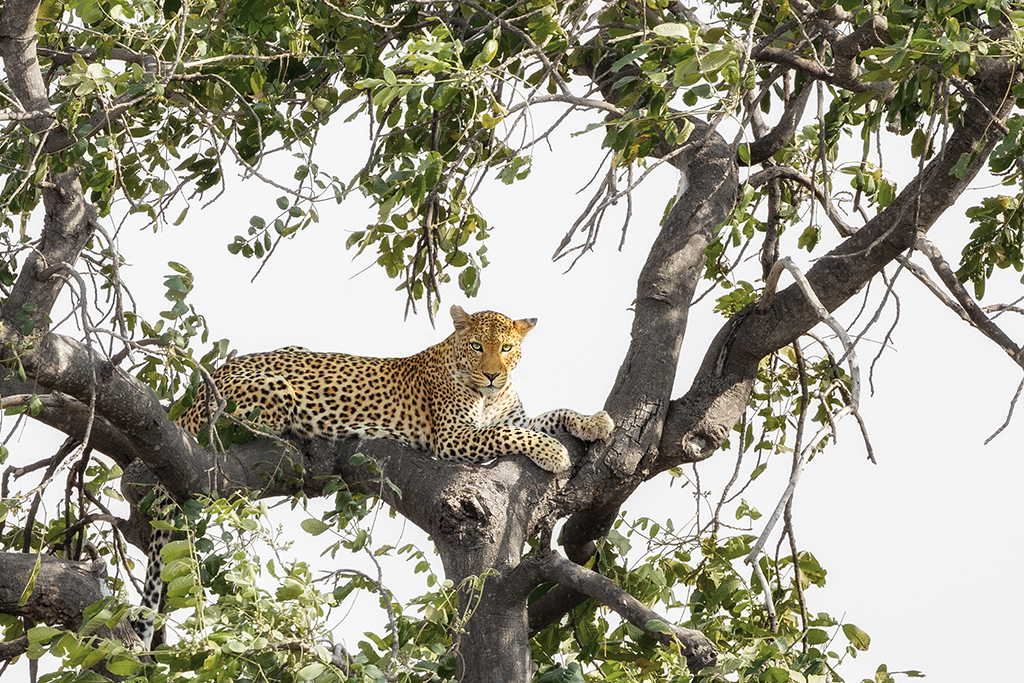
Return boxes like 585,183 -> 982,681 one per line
131,305 -> 614,649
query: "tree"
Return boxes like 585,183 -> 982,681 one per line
0,0 -> 1020,680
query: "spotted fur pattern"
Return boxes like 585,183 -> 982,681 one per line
131,306 -> 614,648
131,512 -> 172,650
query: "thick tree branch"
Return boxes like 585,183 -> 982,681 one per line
547,18 -> 740,575
552,118 -> 738,565
0,635 -> 29,661
0,552 -> 140,652
0,552 -> 106,627
826,14 -> 894,92
0,0 -> 48,115
658,57 -> 1021,467
0,380 -> 138,467
37,46 -> 158,71
745,83 -> 814,165
9,333 -> 215,502
752,5 -> 893,94
526,582 -> 587,635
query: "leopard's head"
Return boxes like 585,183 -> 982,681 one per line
450,305 -> 536,395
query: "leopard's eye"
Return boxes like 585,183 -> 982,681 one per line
470,342 -> 483,352
501,343 -> 513,352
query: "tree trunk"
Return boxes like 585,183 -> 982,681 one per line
430,465 -> 537,681
452,573 -> 533,682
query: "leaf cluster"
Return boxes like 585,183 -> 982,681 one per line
528,510 -> 885,683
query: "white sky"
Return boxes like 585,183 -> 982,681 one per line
12,102 -> 1022,680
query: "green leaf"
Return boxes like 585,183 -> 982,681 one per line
459,266 -> 479,296
36,0 -> 64,26
27,625 -> 61,644
164,275 -> 189,294
276,577 -> 305,601
606,528 -> 631,557
163,299 -> 189,319
167,394 -> 193,421
473,38 -> 499,67
19,553 -> 42,606
79,606 -> 114,636
611,45 -> 650,73
166,574 -> 199,601
761,666 -> 791,681
951,151 -> 974,178
644,618 -> 673,634
301,518 -> 330,535
653,23 -> 690,38
333,581 -> 357,602
701,44 -> 740,74
843,622 -> 871,650
297,662 -> 326,681
807,628 -> 829,645
797,225 -> 821,251
105,655 -> 143,676
161,538 -> 192,563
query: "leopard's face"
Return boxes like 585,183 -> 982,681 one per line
450,307 -> 536,396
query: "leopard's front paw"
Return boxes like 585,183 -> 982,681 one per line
576,411 -> 615,441
528,438 -> 572,474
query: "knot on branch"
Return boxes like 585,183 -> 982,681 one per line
830,14 -> 892,88
681,633 -> 718,673
658,385 -> 750,468
437,488 -> 491,540
683,423 -> 728,462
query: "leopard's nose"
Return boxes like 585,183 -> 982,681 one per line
483,372 -> 500,382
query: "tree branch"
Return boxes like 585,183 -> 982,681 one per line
527,552 -> 716,675
0,552 -> 106,628
0,381 -> 138,466
657,56 -> 1021,469
552,117 -> 738,565
915,236 -> 1024,367
745,83 -> 814,165
37,45 -> 158,71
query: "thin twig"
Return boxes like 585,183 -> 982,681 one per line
745,405 -> 854,566
985,375 -> 1024,445
758,257 -> 860,407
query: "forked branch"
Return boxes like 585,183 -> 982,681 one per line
758,257 -> 860,407
915,237 -> 1024,368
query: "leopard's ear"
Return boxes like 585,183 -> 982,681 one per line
451,305 -> 471,332
515,317 -> 537,337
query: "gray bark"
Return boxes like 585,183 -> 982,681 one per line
0,552 -> 138,649
0,552 -> 106,628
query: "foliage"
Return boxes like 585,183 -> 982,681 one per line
1,481 -> 466,683
3,0 -> 1023,307
528,509 -> 873,683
